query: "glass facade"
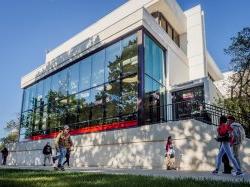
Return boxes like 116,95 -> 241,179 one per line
144,34 -> 166,124
20,30 -> 167,141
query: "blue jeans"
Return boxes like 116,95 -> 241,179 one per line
54,147 -> 67,167
216,142 -> 241,172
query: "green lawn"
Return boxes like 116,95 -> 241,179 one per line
0,169 -> 249,187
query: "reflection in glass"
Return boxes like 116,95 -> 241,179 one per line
68,63 -> 79,95
121,34 -> 138,76
105,81 -> 120,119
79,57 -> 91,92
105,42 -> 121,82
92,50 -> 105,87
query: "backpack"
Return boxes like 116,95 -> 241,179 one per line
231,123 -> 246,144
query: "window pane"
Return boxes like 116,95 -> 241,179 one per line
68,63 -> 79,95
105,81 -> 120,119
51,73 -> 60,101
67,94 -> 79,126
167,24 -> 173,39
105,42 -> 121,82
22,88 -> 29,112
79,57 -> 91,91
43,77 -> 51,104
28,84 -> 37,110
92,50 -> 105,87
36,81 -> 44,107
121,74 -> 138,115
78,91 -> 91,124
144,35 -> 153,77
144,35 -> 165,85
121,34 -> 138,76
58,69 -> 68,98
90,85 -> 104,123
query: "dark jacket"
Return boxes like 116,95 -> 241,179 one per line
43,145 -> 52,155
1,147 -> 8,157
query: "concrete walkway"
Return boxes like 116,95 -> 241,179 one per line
0,165 -> 249,183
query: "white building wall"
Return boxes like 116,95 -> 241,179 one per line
185,5 -> 206,80
6,120 -> 250,171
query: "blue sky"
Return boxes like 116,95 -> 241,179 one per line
0,0 -> 249,139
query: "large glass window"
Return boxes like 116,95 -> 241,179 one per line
20,33 -> 138,139
144,34 -> 166,124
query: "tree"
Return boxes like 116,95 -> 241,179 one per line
219,27 -> 250,133
0,114 -> 20,144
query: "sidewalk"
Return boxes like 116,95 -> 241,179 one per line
0,165 -> 249,183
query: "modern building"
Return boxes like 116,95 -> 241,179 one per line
19,0 -> 224,141
8,0 -> 250,171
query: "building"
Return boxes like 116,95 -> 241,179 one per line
19,0 -> 223,141
9,0 -> 250,171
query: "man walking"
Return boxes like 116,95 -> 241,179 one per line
43,142 -> 52,166
1,146 -> 8,165
52,125 -> 73,171
227,115 -> 246,170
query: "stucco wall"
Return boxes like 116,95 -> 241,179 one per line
6,119 -> 250,171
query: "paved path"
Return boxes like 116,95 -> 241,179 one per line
0,165 -> 249,183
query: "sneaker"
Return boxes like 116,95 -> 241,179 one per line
43,164 -> 46,166
54,167 -> 59,171
234,171 -> 244,177
60,166 -> 65,171
212,169 -> 219,175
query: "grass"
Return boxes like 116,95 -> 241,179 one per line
0,169 -> 249,187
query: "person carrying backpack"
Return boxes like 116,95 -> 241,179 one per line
43,142 -> 52,166
227,115 -> 246,170
212,115 -> 243,176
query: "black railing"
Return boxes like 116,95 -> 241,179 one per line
20,100 -> 249,140
144,100 -> 249,137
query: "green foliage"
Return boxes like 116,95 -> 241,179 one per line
217,27 -> 250,132
1,114 -> 20,144
0,169 -> 249,187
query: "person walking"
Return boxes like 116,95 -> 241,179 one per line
63,148 -> 71,168
52,125 -> 73,171
227,115 -> 246,170
43,142 -> 52,166
212,116 -> 243,176
165,136 -> 176,170
1,146 -> 8,165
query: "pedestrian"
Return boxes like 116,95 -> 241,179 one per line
52,125 -> 73,171
63,148 -> 71,168
222,152 -> 233,174
43,142 -> 52,166
212,116 -> 243,176
1,146 -> 8,165
165,136 -> 176,170
227,115 -> 246,170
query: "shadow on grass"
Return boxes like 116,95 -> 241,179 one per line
0,169 -> 249,187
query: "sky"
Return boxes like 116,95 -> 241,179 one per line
0,0 -> 249,139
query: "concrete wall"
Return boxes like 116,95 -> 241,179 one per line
6,119 -> 250,171
185,5 -> 206,80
